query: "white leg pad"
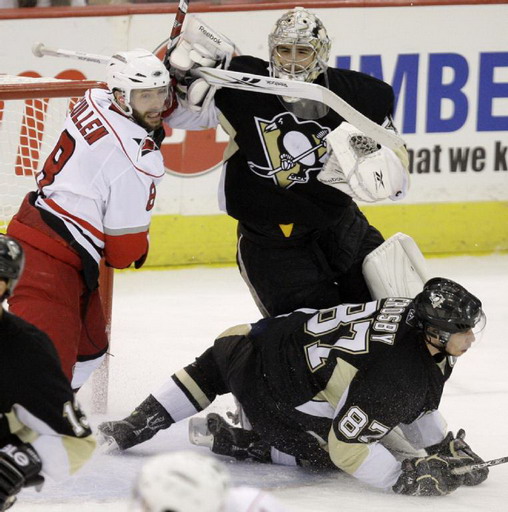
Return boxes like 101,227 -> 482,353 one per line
362,232 -> 429,299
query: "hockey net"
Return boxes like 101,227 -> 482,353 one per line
0,74 -> 111,412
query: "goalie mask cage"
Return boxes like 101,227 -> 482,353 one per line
0,74 -> 112,413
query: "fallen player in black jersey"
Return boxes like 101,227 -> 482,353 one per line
98,277 -> 488,496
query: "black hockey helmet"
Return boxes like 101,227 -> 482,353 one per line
0,234 -> 25,303
413,277 -> 485,344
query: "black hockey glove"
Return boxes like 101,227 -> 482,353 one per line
0,436 -> 44,511
392,454 -> 465,496
426,429 -> 489,486
206,413 -> 271,463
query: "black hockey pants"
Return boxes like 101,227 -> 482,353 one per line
237,203 -> 384,317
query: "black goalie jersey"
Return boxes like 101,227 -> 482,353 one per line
214,56 -> 395,235
242,297 -> 454,489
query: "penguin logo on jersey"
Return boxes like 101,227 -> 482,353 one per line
134,136 -> 158,158
248,112 -> 330,189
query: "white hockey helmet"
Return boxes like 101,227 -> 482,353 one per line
107,49 -> 170,115
131,451 -> 230,512
269,6 -> 331,83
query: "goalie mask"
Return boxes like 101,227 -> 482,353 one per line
269,7 -> 331,84
268,7 -> 331,119
413,277 -> 486,347
131,451 -> 230,512
107,49 -> 170,116
0,235 -> 25,303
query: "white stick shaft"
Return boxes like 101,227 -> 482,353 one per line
32,42 -> 110,65
194,67 -> 406,151
451,455 -> 508,475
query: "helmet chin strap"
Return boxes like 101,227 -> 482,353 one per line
425,328 -> 453,355
426,338 -> 449,355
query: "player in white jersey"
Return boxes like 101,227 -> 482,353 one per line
131,451 -> 291,512
7,49 -> 179,389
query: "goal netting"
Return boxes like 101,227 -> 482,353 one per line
0,75 -> 106,231
0,74 -> 111,413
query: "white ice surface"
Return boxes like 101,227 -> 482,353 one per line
14,254 -> 508,511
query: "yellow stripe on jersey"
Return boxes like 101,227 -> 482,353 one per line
174,368 -> 211,410
6,410 -> 96,477
218,113 -> 239,162
216,323 -> 252,339
312,357 -> 370,474
63,434 -> 96,475
327,434 -> 370,475
6,411 -> 37,443
315,357 -> 358,409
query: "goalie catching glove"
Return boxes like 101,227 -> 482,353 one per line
317,122 -> 409,203
167,15 -> 236,111
0,436 -> 44,511
426,429 -> 489,486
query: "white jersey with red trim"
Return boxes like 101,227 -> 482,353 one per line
34,88 -> 164,269
224,486 -> 291,512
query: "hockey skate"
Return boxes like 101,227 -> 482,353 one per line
189,412 -> 271,463
97,395 -> 173,451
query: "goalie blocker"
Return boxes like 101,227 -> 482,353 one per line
168,15 -> 236,111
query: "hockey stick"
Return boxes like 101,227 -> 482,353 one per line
32,0 -> 189,70
193,67 -> 406,152
32,42 -> 110,65
32,0 -> 189,68
165,0 -> 189,61
451,455 -> 508,475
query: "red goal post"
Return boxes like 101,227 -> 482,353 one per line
0,74 -> 112,413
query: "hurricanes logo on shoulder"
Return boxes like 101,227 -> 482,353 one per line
134,137 -> 158,158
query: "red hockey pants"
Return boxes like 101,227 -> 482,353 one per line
8,242 -> 109,384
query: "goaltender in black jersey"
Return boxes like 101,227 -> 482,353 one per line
0,235 -> 95,510
98,278 -> 489,496
165,7 -> 411,317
